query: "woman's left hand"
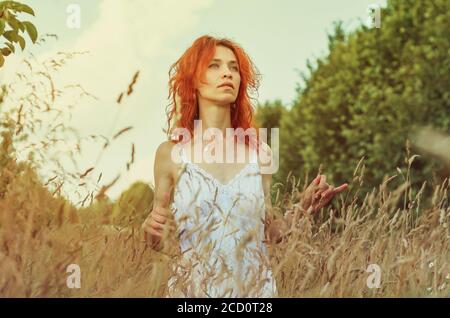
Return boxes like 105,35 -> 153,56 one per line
300,174 -> 348,214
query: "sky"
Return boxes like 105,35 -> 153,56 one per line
0,0 -> 387,205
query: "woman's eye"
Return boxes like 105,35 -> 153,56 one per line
232,66 -> 239,71
209,64 -> 219,68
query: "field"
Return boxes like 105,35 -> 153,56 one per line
0,54 -> 449,298
1,127 -> 448,297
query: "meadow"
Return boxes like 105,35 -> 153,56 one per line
0,54 -> 449,298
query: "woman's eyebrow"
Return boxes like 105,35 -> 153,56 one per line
211,58 -> 238,64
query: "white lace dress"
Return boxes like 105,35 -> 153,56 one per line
166,145 -> 278,298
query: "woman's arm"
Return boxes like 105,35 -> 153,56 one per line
142,141 -> 175,251
263,171 -> 296,244
262,172 -> 283,244
259,143 -> 289,244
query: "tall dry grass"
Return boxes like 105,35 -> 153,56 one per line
0,52 -> 449,297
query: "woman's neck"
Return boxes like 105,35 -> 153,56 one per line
198,100 -> 233,137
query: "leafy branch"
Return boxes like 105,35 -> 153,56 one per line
0,1 -> 38,67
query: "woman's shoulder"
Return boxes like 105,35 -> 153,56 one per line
154,140 -> 185,184
156,140 -> 177,155
155,140 -> 180,167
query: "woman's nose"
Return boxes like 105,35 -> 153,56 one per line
222,71 -> 232,79
221,66 -> 233,78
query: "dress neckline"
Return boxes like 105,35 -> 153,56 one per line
177,145 -> 259,188
185,161 -> 257,188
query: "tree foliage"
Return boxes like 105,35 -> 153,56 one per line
274,0 -> 450,194
255,99 -> 286,145
0,1 -> 38,67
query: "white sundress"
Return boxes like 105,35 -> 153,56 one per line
166,144 -> 278,298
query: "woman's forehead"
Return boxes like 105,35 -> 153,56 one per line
212,45 -> 237,61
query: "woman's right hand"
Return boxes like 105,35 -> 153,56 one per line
142,192 -> 172,250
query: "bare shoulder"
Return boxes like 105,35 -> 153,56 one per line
154,140 -> 179,176
156,140 -> 177,156
157,140 -> 185,162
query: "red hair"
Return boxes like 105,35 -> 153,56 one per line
165,35 -> 262,150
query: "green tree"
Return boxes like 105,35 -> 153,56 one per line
0,1 -> 38,67
255,99 -> 287,146
279,0 -> 450,195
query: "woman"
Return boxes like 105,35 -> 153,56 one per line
142,35 -> 348,297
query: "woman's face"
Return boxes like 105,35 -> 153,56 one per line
196,45 -> 241,106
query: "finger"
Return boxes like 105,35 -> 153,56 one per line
314,184 -> 330,196
143,221 -> 160,233
306,174 -> 321,192
317,190 -> 336,209
151,218 -> 176,232
314,174 -> 321,185
318,175 -> 327,188
144,221 -> 175,239
148,227 -> 163,238
153,206 -> 169,217
333,183 -> 348,193
142,222 -> 158,235
149,220 -> 165,231
319,174 -> 327,184
152,213 -> 167,224
312,174 -> 323,189
320,186 -> 335,199
312,187 -> 329,202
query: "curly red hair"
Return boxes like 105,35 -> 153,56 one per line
165,35 -> 262,149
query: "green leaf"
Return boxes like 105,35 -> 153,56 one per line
18,21 -> 25,32
3,30 -> 18,42
5,41 -> 14,53
22,21 -> 37,43
15,3 -> 35,16
3,8 -> 10,20
0,53 -> 4,68
0,19 -> 5,35
7,16 -> 19,31
18,34 -> 25,51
